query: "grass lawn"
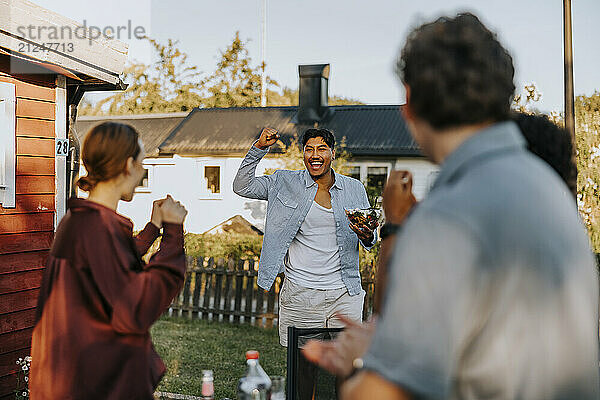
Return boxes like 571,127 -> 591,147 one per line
151,316 -> 287,399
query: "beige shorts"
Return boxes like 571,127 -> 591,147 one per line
278,278 -> 365,347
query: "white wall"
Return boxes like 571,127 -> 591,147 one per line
82,155 -> 438,234
116,154 -> 281,233
347,158 -> 438,202
392,158 -> 439,201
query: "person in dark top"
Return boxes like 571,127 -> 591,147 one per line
514,112 -> 577,199
30,122 -> 188,400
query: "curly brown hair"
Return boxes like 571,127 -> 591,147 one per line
397,13 -> 515,130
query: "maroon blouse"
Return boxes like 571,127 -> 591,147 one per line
30,198 -> 186,399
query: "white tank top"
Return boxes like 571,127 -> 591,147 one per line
284,201 -> 345,289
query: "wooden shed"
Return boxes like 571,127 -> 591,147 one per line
0,1 -> 127,397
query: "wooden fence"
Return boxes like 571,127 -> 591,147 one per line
168,256 -> 377,328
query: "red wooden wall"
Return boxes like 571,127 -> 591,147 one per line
0,63 -> 56,398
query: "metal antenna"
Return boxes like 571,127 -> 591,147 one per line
563,0 -> 575,142
563,0 -> 577,179
260,0 -> 267,107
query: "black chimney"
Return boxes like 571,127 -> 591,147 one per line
295,64 -> 330,124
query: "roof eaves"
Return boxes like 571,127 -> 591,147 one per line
191,105 -> 297,113
350,150 -> 423,157
76,112 -> 190,121
157,108 -> 200,154
0,0 -> 128,83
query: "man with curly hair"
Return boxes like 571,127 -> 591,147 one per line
338,12 -> 599,400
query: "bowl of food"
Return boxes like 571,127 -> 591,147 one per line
344,207 -> 381,230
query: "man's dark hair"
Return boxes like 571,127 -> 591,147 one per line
302,128 -> 336,149
514,112 -> 577,198
397,13 -> 515,130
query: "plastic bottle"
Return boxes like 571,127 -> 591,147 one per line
201,370 -> 214,400
237,350 -> 272,400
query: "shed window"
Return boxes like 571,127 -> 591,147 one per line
135,165 -> 153,193
141,168 -> 149,188
367,166 -> 388,191
197,161 -> 224,199
205,166 -> 220,194
0,82 -> 16,208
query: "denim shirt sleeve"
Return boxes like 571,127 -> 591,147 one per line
358,183 -> 378,251
233,142 -> 277,200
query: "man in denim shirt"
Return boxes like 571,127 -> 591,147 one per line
233,127 -> 376,398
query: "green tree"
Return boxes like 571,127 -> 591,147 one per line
329,95 -> 365,106
185,233 -> 262,259
575,91 -> 600,252
203,32 -> 279,108
80,38 -> 205,115
513,84 -> 600,251
266,87 -> 298,106
267,87 -> 364,106
512,83 -> 542,114
79,33 -> 365,115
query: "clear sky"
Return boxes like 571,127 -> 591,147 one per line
30,0 -> 600,113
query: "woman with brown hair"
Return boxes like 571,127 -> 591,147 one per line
30,122 -> 188,399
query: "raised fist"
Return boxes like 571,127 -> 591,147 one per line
254,127 -> 279,150
150,198 -> 166,228
382,170 -> 417,225
160,195 -> 188,225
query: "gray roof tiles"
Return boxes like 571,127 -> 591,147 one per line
74,105 -> 422,158
74,113 -> 189,157
159,105 -> 421,157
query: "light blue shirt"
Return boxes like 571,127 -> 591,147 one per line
364,121 -> 599,399
233,143 -> 376,295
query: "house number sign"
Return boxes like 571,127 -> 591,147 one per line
55,138 -> 69,157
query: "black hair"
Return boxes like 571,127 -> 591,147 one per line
301,128 -> 336,149
397,13 -> 515,129
514,112 -> 577,199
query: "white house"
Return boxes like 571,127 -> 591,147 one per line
75,64 -> 438,233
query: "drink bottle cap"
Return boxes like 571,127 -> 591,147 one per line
245,350 -> 259,360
